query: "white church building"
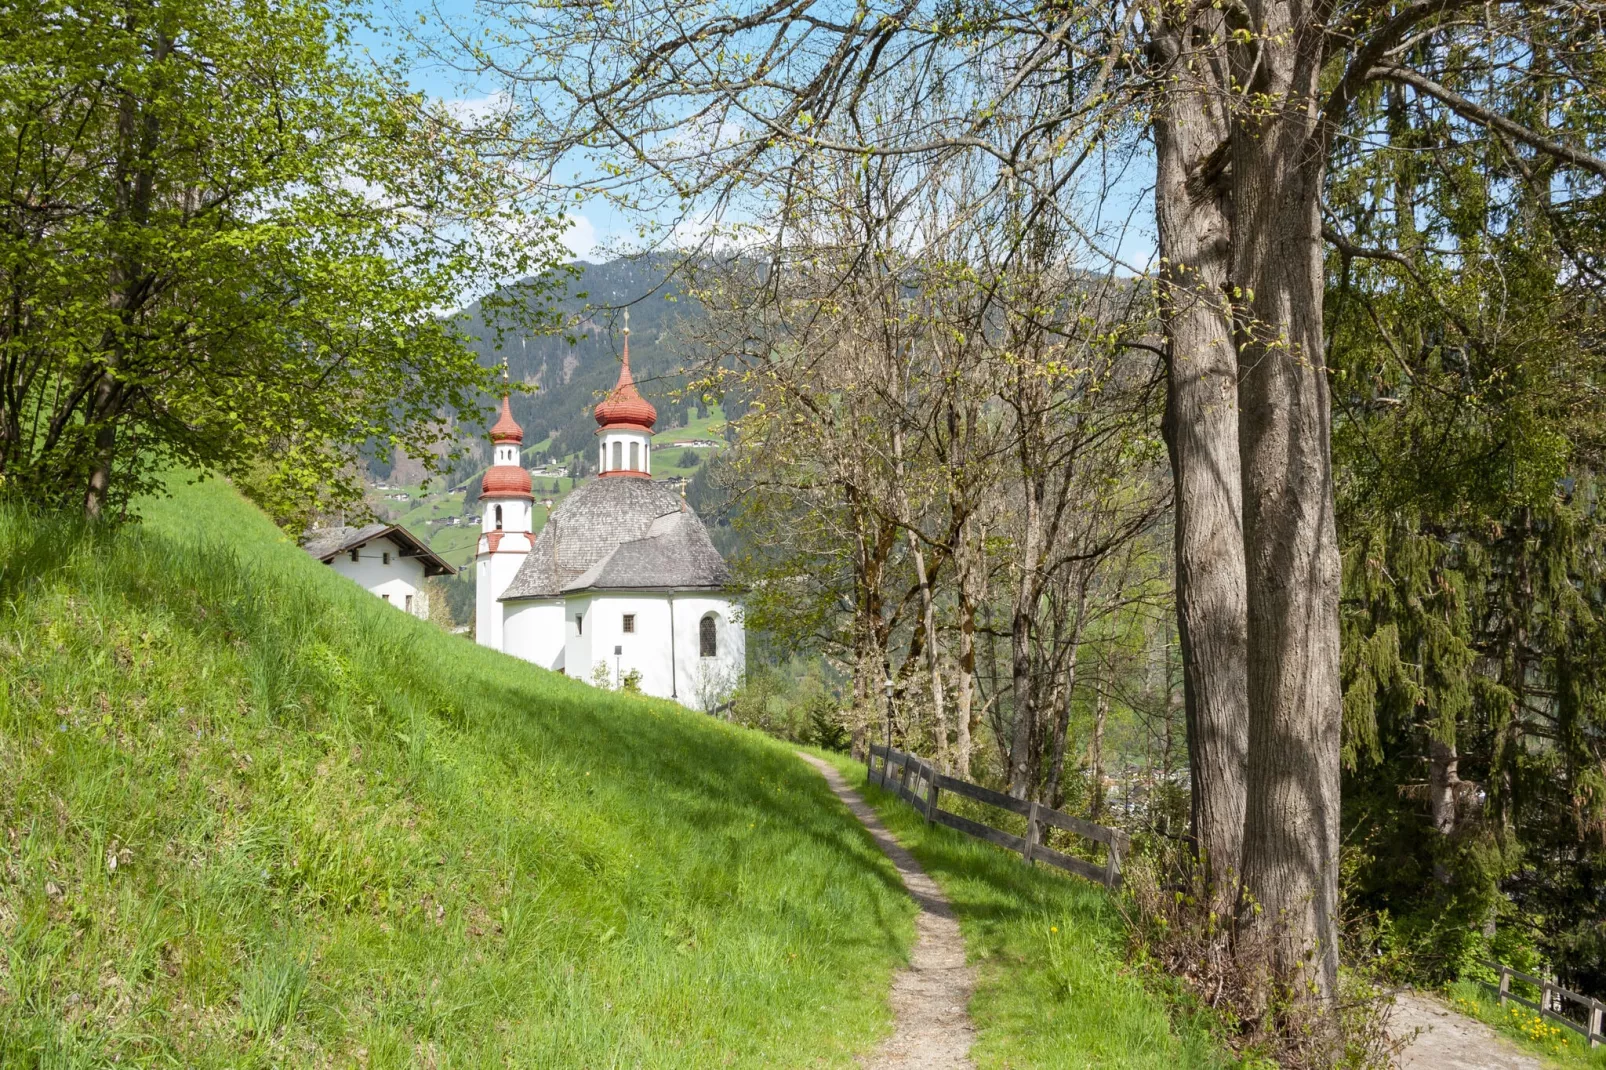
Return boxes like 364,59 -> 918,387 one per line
474,325 -> 744,709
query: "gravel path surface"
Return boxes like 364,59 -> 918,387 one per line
798,753 -> 976,1069
1392,991 -> 1545,1070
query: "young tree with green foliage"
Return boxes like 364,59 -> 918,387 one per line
0,0 -> 566,518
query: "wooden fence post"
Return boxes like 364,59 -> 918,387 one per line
1104,836 -> 1124,889
924,762 -> 939,824
1498,966 -> 1510,1007
1023,801 -> 1040,864
1589,1000 -> 1603,1049
899,752 -> 912,798
1542,980 -> 1553,1015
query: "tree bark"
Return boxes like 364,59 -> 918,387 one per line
1428,737 -> 1459,884
1087,681 -> 1109,822
1152,14 -> 1250,894
1045,578 -> 1089,809
891,423 -> 950,768
1008,477 -> 1044,799
1229,2 -> 1343,1000
954,516 -> 984,777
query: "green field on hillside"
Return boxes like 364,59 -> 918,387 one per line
0,479 -> 917,1067
654,403 -> 727,445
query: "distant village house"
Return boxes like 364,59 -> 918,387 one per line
301,524 -> 456,619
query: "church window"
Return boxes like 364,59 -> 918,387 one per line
576,613 -> 584,635
629,441 -> 639,470
350,549 -> 359,562
623,613 -> 636,633
699,614 -> 717,658
495,505 -> 504,530
612,441 -> 622,470
382,551 -> 390,565
405,593 -> 414,613
381,594 -> 390,603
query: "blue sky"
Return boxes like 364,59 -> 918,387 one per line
349,0 -> 1157,272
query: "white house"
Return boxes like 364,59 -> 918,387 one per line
303,523 -> 456,618
473,320 -> 744,709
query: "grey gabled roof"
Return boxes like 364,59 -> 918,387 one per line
499,476 -> 730,600
564,509 -> 731,592
300,523 -> 457,577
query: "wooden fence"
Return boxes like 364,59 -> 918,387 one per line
1481,959 -> 1606,1048
867,743 -> 1129,889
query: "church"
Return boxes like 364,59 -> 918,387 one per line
473,323 -> 744,710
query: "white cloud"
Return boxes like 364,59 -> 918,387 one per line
562,213 -> 598,261
443,90 -> 512,127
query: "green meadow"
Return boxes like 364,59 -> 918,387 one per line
0,476 -> 1231,1068
0,478 -> 915,1067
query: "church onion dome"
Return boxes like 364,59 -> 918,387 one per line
481,464 -> 532,498
593,329 -> 657,432
489,395 -> 524,443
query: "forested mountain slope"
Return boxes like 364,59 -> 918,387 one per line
394,258 -> 726,489
0,478 -> 912,1067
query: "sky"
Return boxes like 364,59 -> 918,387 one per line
349,0 -> 1158,273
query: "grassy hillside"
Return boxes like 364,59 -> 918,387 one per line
0,478 -> 915,1067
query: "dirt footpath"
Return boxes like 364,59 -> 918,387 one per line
1392,991 -> 1544,1070
797,753 -> 976,1069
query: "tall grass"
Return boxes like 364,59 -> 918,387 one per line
0,478 -> 915,1067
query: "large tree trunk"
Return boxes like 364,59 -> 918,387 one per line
1008,481 -> 1044,799
82,372 -> 120,519
1152,15 -> 1250,893
1428,737 -> 1460,884
954,517 -> 984,777
1229,3 -> 1343,1000
891,424 -> 950,768
1087,681 -> 1109,822
1044,579 -> 1089,809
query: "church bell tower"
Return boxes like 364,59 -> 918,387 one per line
474,382 -> 533,650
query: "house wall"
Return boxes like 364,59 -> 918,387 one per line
565,595 -> 595,682
327,536 -> 431,618
502,599 -> 566,670
564,592 -> 744,710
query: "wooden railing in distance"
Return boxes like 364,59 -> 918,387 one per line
1481,959 -> 1606,1048
866,743 -> 1130,889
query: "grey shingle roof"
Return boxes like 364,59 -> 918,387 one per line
300,523 -> 457,576
499,477 -> 730,600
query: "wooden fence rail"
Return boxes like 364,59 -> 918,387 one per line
866,743 -> 1129,889
1480,959 -> 1606,1048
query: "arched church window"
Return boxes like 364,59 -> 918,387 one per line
699,614 -> 718,658
629,441 -> 640,470
612,441 -> 622,470
495,505 -> 503,530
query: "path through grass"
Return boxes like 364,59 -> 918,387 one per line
815,751 -> 1231,1070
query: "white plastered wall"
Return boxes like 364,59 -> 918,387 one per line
564,592 -> 744,710
597,428 -> 652,474
502,599 -> 566,670
327,536 -> 431,618
473,512 -> 531,650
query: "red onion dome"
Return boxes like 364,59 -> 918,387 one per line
489,395 -> 524,443
481,464 -> 532,498
593,335 -> 657,431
